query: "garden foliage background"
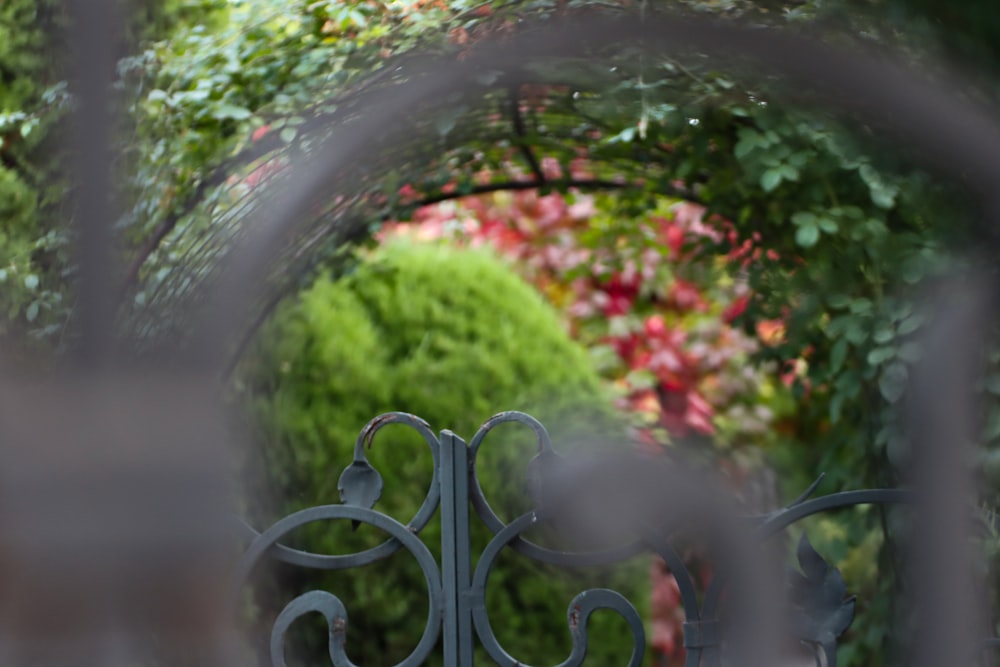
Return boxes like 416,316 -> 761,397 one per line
5,0 -> 1000,666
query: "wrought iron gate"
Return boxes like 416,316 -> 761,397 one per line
234,410 -> 914,667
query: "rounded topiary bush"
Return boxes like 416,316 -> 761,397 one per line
239,239 -> 647,667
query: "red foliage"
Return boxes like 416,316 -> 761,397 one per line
651,560 -> 684,659
380,187 -> 777,444
722,295 -> 749,324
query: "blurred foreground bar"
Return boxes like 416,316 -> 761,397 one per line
906,276 -> 991,667
0,371 -> 236,667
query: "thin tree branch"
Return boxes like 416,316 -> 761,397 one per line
509,86 -> 546,184
407,176 -> 636,210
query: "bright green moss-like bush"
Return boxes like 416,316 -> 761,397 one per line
240,240 -> 646,667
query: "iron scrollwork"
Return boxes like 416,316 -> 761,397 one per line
234,412 -> 444,667
232,411 -> 982,667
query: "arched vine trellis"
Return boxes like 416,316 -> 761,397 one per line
3,4 -> 1000,667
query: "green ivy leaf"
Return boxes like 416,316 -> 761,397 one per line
23,274 -> 38,290
897,313 -> 923,336
873,327 -> 894,344
760,168 -> 782,192
734,130 -> 759,158
795,222 -> 819,247
830,338 -> 848,373
867,346 -> 895,365
859,164 -> 898,209
879,362 -> 908,403
213,103 -> 253,120
778,163 -> 799,181
791,211 -> 816,226
870,186 -> 897,209
817,217 -> 838,233
830,391 -> 844,423
848,298 -> 872,315
845,319 -> 868,345
827,294 -> 851,309
608,127 -> 636,144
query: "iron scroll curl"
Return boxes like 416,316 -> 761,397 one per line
467,410 -> 647,567
469,511 -> 647,667
237,412 -> 442,570
233,504 -> 444,667
232,412 -> 445,667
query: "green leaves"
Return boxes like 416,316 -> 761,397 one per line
825,290 -> 927,415
211,102 -> 252,120
791,211 -> 837,247
830,338 -> 848,373
734,126 -> 764,158
859,163 -> 899,209
764,163 -> 799,191
795,221 -> 819,246
760,167 -> 782,192
878,362 -> 908,403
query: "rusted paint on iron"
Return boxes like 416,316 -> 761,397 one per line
569,603 -> 582,631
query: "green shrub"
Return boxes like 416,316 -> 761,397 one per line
0,0 -> 67,340
240,240 -> 647,667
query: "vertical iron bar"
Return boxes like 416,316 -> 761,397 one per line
906,276 -> 989,667
440,430 -> 474,667
440,430 -> 460,667
452,432 -> 474,667
66,0 -> 119,365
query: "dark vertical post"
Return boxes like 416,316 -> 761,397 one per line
452,433 -> 474,667
66,0 -> 119,365
440,431 -> 459,667
440,430 -> 474,667
906,276 -> 990,667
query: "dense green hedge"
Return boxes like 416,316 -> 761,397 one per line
0,0 -> 225,347
240,240 -> 646,667
0,0 -> 67,340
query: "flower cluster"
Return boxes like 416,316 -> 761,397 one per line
382,182 -> 778,445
